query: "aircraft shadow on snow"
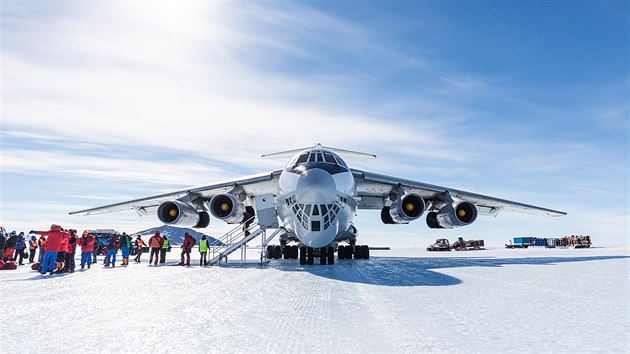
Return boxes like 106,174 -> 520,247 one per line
262,255 -> 630,287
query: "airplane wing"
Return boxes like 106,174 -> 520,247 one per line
69,170 -> 283,216
351,169 -> 566,217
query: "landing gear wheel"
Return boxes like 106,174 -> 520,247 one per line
267,245 -> 274,260
355,245 -> 362,259
283,246 -> 291,259
299,247 -> 306,265
327,246 -> 334,265
307,247 -> 314,265
289,246 -> 297,259
273,245 -> 282,259
338,245 -> 345,260
344,245 -> 353,259
364,245 -> 370,260
320,248 -> 327,265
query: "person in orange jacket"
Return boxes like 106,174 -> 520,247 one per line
134,236 -> 146,263
148,231 -> 163,266
28,234 -> 38,263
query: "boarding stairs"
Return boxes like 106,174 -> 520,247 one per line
207,216 -> 285,266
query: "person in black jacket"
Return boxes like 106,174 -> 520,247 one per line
64,230 -> 77,273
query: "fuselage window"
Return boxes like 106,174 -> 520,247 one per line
311,220 -> 321,232
304,204 -> 311,216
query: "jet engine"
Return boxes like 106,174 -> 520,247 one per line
426,201 -> 478,229
157,201 -> 210,228
209,193 -> 245,224
381,193 -> 426,224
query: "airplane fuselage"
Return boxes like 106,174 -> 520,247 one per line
277,148 -> 357,248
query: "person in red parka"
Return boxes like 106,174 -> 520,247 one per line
179,233 -> 196,266
77,230 -> 95,270
55,230 -> 70,273
34,225 -> 67,274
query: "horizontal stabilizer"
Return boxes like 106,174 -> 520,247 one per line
262,143 -> 377,159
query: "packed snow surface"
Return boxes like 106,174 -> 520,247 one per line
1,245 -> 628,353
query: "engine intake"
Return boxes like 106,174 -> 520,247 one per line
382,193 -> 426,224
426,201 -> 478,229
157,201 -> 209,228
209,194 -> 245,224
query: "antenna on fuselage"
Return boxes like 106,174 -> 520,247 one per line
261,143 -> 377,159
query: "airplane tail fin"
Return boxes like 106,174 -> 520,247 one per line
261,143 -> 376,159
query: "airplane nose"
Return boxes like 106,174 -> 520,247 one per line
296,168 -> 336,200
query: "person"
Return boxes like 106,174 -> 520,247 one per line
93,236 -> 101,264
148,231 -> 163,266
77,230 -> 95,270
0,234 -> 6,262
64,230 -> 77,273
4,231 -> 17,262
199,235 -> 210,266
105,235 -> 120,267
33,225 -> 66,275
54,230 -> 70,273
134,236 -> 145,263
28,234 -> 38,263
159,236 -> 169,264
15,232 -> 27,265
37,234 -> 47,263
242,210 -> 253,237
119,232 -> 131,266
179,232 -> 196,266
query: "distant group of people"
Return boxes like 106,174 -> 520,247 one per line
1,225 -> 218,274
559,235 -> 591,246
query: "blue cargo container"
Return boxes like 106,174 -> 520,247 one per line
513,237 -> 534,245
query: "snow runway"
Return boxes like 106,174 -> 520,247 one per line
1,246 -> 628,353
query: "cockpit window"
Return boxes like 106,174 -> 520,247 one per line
308,153 -> 317,163
316,153 -> 323,162
323,153 -> 336,164
334,156 -> 348,168
296,153 -> 308,164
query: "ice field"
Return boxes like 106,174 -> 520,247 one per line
1,245 -> 628,353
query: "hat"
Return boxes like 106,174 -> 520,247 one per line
83,230 -> 88,235
10,231 -> 16,235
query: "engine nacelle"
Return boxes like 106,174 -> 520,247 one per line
209,193 -> 245,224
157,201 -> 210,228
382,193 -> 426,224
426,201 -> 478,229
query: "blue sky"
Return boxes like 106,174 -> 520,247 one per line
1,1 -> 628,246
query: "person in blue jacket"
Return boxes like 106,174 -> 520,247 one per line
15,232 -> 27,265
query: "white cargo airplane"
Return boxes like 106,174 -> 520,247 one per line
70,144 -> 565,264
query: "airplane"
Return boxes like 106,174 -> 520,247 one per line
70,144 -> 566,265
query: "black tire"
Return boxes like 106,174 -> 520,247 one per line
307,248 -> 314,265
327,246 -> 334,265
299,247 -> 306,265
355,245 -> 363,259
273,245 -> 282,259
320,248 -> 327,265
338,245 -> 345,259
283,246 -> 290,259
293,246 -> 299,259
267,245 -> 274,259
364,245 -> 370,260
344,245 -> 354,259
